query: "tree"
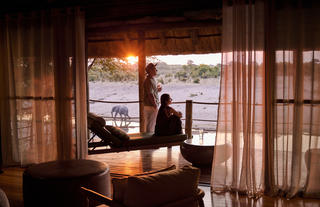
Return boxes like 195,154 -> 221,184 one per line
88,58 -> 137,82
187,60 -> 194,65
175,63 -> 221,83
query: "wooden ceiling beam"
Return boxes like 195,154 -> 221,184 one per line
87,19 -> 221,37
88,33 -> 221,43
85,1 -> 221,23
87,9 -> 221,26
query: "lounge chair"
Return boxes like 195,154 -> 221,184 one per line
88,113 -> 187,154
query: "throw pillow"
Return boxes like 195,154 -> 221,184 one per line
112,165 -> 176,202
123,165 -> 200,207
105,125 -> 130,141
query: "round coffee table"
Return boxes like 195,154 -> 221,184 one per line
180,136 -> 215,166
23,159 -> 111,207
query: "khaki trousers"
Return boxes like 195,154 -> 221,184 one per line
143,106 -> 158,133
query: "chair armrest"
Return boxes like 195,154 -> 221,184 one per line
196,188 -> 205,207
81,187 -> 123,207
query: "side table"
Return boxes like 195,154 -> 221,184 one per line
180,137 -> 215,166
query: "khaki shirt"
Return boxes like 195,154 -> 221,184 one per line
143,76 -> 159,106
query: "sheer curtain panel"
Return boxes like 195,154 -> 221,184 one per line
0,8 -> 87,166
271,0 -> 320,198
211,0 -> 265,197
212,0 -> 320,199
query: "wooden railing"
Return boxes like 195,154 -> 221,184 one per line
89,99 -> 218,138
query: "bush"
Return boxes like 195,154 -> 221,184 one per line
174,63 -> 221,83
175,71 -> 188,81
88,74 -> 98,82
193,78 -> 200,83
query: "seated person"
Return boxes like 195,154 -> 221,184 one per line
155,93 -> 182,136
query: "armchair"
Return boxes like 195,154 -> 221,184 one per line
81,165 -> 205,207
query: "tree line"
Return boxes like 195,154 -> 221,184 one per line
88,58 -> 221,83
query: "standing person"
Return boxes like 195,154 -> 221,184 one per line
155,93 -> 182,136
143,63 -> 162,133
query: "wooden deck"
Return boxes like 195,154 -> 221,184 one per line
1,146 -> 320,207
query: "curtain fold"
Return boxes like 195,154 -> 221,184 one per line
0,8 -> 87,166
211,0 -> 265,197
212,0 -> 320,199
271,1 -> 320,198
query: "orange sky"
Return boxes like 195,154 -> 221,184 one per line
155,53 -> 221,65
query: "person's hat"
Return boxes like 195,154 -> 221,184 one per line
145,63 -> 158,74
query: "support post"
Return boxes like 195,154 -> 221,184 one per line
185,100 -> 193,139
138,31 -> 146,132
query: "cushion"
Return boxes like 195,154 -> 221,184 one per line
88,112 -> 106,127
126,133 -> 187,147
134,165 -> 176,176
105,125 -> 130,141
90,123 -> 123,147
112,165 -> 176,202
112,178 -> 127,203
123,165 -> 200,207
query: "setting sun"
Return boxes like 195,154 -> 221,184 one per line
126,56 -> 138,65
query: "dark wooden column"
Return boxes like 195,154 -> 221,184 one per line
185,100 -> 193,139
0,126 -> 2,173
138,31 -> 146,132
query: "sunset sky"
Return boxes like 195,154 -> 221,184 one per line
155,53 -> 221,65
126,53 -> 221,65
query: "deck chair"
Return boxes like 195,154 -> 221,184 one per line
88,113 -> 187,154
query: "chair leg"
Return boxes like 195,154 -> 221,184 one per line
198,198 -> 205,207
88,133 -> 97,143
197,189 -> 205,207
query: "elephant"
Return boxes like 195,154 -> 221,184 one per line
111,105 -> 130,123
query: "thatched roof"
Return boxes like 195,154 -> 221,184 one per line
1,0 -> 222,57
87,22 -> 222,58
86,0 -> 222,57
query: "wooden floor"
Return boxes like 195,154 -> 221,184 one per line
0,167 -> 24,207
1,146 -> 320,207
88,146 -> 212,184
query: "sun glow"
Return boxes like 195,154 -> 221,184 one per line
126,56 -> 138,64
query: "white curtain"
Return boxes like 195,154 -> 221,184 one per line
269,0 -> 320,198
212,0 -> 320,199
0,8 -> 87,166
211,0 -> 265,197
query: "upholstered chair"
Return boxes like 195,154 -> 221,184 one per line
81,165 -> 205,207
